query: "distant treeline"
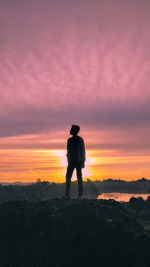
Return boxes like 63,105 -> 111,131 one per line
0,178 -> 150,202
96,177 -> 150,194
0,179 -> 99,202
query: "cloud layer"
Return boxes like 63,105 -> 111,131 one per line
0,0 -> 150,180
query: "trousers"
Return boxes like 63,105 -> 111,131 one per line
65,161 -> 83,197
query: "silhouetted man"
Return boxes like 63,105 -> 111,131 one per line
65,125 -> 86,199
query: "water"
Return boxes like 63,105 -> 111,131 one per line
97,193 -> 150,202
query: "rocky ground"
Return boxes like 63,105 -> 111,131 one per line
0,199 -> 150,267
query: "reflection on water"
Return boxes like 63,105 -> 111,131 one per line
97,193 -> 150,202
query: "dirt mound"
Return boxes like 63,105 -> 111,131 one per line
0,199 -> 149,266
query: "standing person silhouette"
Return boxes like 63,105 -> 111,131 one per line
65,125 -> 86,199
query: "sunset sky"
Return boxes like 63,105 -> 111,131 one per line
0,0 -> 150,182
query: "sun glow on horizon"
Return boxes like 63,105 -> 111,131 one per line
0,147 -> 150,183
52,149 -> 96,180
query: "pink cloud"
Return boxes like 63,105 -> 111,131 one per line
0,0 -> 150,180
0,0 -> 150,114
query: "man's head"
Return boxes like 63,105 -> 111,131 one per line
70,125 -> 80,136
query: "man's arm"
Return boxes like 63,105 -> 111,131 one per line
81,138 -> 85,161
80,138 -> 86,168
66,138 -> 70,163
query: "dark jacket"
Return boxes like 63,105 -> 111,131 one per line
66,135 -> 86,164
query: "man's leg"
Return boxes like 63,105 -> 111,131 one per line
76,164 -> 83,197
65,164 -> 74,197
